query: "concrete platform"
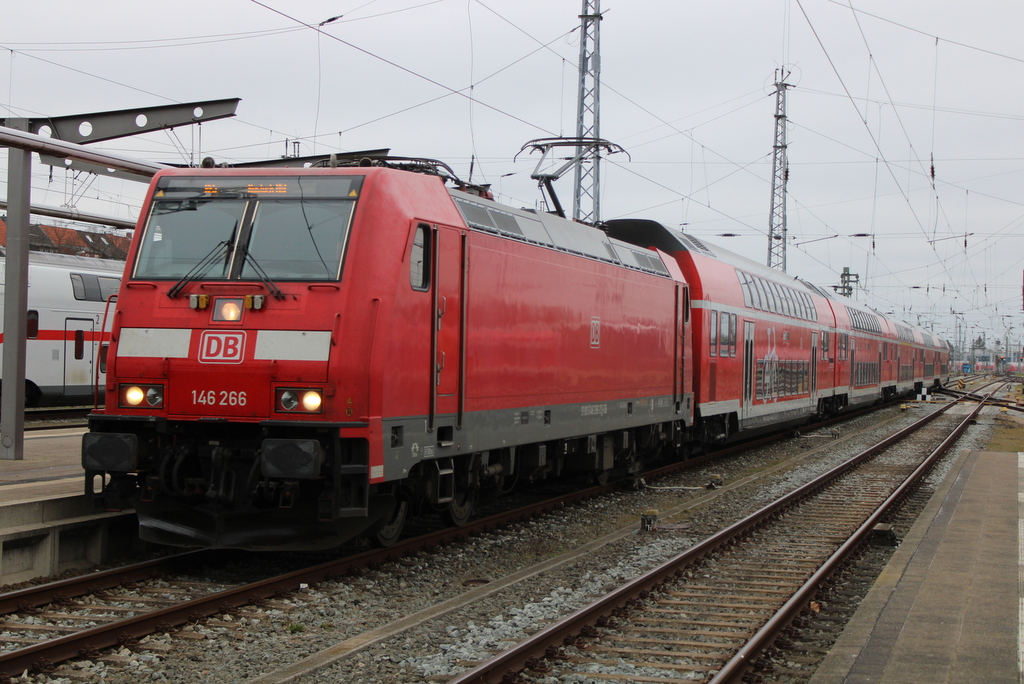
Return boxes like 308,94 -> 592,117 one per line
0,426 -> 89,503
0,427 -> 139,585
809,449 -> 1022,684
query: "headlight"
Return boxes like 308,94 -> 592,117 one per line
213,298 -> 245,322
279,390 -> 299,411
120,384 -> 164,408
301,391 -> 322,412
276,388 -> 323,414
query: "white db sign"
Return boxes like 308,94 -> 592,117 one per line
199,331 -> 246,363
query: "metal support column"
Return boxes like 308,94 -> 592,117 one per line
767,70 -> 791,272
2,119 -> 32,460
572,0 -> 602,224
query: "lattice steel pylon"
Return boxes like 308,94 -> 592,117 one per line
767,70 -> 791,271
572,0 -> 602,224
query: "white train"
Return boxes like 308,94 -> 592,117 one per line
0,252 -> 124,406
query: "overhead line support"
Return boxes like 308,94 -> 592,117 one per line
768,70 -> 791,272
573,0 -> 603,224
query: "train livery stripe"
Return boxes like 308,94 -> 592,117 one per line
116,328 -> 332,361
253,330 -> 331,361
117,328 -> 192,358
0,330 -> 108,344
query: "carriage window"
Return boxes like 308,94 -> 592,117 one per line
410,224 -> 431,291
724,313 -> 733,358
821,332 -> 829,359
27,310 -> 38,339
70,273 -> 120,302
748,277 -> 760,310
730,314 -> 738,357
739,272 -> 753,307
767,282 -> 782,314
780,286 -> 793,317
100,343 -> 109,373
98,276 -> 120,302
709,310 -> 719,357
761,279 -> 773,312
753,278 -> 768,311
74,330 -> 85,360
70,274 -> 87,300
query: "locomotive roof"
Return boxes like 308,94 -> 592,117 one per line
449,190 -> 671,278
603,218 -> 811,289
1,250 -> 125,274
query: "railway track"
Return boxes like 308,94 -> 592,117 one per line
0,388 -> 984,682
0,466 -> 660,680
939,386 -> 1024,414
24,406 -> 91,429
447,389 -> 993,684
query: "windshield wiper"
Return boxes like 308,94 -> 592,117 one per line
240,249 -> 285,300
167,240 -> 232,298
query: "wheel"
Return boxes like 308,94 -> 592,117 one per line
25,382 -> 42,408
369,499 -> 408,548
440,489 -> 475,527
593,470 -> 610,486
0,380 -> 43,408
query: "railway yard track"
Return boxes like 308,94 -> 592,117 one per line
0,385 -> 1004,684
449,390 -> 992,684
23,407 -> 90,430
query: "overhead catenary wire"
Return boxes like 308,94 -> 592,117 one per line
1,2 -> 1019,347
795,0 -> 977,312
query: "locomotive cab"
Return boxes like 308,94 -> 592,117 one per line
83,171 -> 396,550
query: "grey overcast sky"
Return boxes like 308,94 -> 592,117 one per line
2,0 -> 1023,352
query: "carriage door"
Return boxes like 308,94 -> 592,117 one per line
810,332 -> 818,405
849,342 -> 856,391
674,284 -> 686,413
64,317 -> 95,400
429,226 -> 467,439
742,321 -> 755,418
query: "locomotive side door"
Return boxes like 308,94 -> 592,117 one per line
64,317 -> 95,399
429,225 -> 466,438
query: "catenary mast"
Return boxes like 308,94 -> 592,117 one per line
573,0 -> 602,223
767,70 -> 791,271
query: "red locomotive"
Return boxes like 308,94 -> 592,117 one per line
83,159 -> 948,550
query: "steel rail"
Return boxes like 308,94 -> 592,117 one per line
0,551 -> 217,617
447,398 -> 964,684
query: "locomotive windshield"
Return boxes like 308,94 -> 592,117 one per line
133,175 -> 362,281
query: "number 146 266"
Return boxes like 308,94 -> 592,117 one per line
192,390 -> 248,406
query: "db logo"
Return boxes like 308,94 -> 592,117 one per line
199,331 -> 246,363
